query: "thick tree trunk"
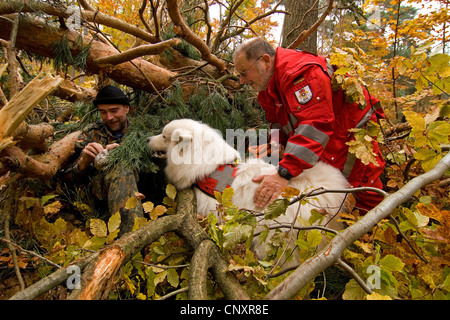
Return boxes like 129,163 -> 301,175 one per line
0,15 -> 176,93
281,0 -> 318,53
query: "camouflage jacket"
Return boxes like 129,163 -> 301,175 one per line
64,120 -> 129,182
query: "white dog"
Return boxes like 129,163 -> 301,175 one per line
148,119 -> 349,260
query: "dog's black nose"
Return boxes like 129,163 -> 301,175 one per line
147,137 -> 152,143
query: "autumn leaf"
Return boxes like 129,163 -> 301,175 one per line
108,212 -> 121,234
264,199 -> 289,220
41,194 -> 58,206
125,197 -> 138,209
43,200 -> 62,216
167,268 -> 179,287
90,219 -> 107,238
416,203 -> 450,227
150,205 -> 167,221
404,110 -> 426,131
221,187 -> 234,207
166,184 -> 177,200
281,186 -> 300,198
380,254 -> 404,272
366,292 -> 392,300
142,201 -> 154,214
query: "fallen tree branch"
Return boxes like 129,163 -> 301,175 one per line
0,14 -> 176,92
188,240 -> 215,300
0,73 -> 63,151
93,38 -> 182,67
0,131 -> 80,180
9,189 -> 249,300
264,151 -> 450,300
0,0 -> 159,44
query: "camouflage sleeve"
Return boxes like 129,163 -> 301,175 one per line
63,130 -> 96,182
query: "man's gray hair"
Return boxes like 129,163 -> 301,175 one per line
233,38 -> 276,62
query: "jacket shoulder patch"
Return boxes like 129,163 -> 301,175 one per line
294,85 -> 313,104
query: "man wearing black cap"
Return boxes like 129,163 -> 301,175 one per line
65,85 -> 143,235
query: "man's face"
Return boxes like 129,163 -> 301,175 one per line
97,104 -> 129,133
234,52 -> 273,92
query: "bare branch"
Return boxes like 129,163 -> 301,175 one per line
93,38 -> 181,67
166,0 -> 227,73
211,0 -> 287,52
336,258 -> 373,294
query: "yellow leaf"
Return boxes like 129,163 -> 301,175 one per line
44,201 -> 62,215
154,270 -> 167,286
108,212 -> 121,234
90,219 -> 107,238
142,201 -> 154,214
125,197 -> 137,209
366,292 -> 392,300
281,186 -> 300,198
150,205 -> 167,221
132,217 -> 149,231
166,184 -> 177,200
106,229 -> 119,244
222,187 -> 234,207
403,111 -> 426,131
306,229 -> 323,247
136,293 -> 147,300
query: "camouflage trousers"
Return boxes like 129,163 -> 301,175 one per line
90,165 -> 143,235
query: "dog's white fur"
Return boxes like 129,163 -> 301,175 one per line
148,119 -> 349,259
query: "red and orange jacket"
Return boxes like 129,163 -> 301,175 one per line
258,47 -> 385,189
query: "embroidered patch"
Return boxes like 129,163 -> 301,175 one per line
294,85 -> 313,104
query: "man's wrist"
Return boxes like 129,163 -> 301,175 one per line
277,165 -> 293,180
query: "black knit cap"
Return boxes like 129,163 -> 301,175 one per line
93,85 -> 130,107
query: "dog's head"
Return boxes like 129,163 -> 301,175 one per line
148,119 -> 240,189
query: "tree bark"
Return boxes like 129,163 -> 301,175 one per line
0,131 -> 80,179
281,0 -> 318,53
0,73 -> 63,143
0,15 -> 177,93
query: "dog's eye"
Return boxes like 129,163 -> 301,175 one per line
163,135 -> 167,140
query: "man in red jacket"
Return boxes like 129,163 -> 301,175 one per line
233,38 -> 385,213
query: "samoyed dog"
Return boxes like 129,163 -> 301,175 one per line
148,119 -> 349,260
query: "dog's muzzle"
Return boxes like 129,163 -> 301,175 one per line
147,136 -> 167,158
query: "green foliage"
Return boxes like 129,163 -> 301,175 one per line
340,199 -> 450,300
330,47 -> 367,107
346,120 -> 383,166
104,114 -> 159,174
53,35 -> 91,72
403,109 -> 450,172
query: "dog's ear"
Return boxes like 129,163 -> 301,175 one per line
172,128 -> 193,144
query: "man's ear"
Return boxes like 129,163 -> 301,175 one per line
172,128 -> 193,144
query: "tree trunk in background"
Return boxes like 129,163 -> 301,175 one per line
281,0 -> 318,53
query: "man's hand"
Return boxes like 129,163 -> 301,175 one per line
106,143 -> 120,151
252,172 -> 289,209
77,142 -> 104,171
